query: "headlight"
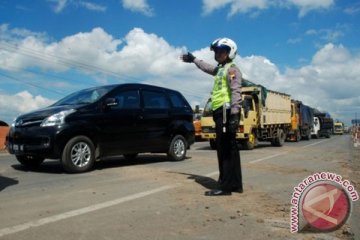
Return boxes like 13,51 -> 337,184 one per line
11,118 -> 17,127
41,109 -> 76,127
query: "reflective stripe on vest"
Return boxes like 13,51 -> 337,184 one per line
211,62 -> 234,111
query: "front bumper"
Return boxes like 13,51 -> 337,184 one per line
6,126 -> 62,159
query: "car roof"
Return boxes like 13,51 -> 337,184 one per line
111,83 -> 180,94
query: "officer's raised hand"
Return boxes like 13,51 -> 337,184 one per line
229,113 -> 240,133
181,52 -> 195,63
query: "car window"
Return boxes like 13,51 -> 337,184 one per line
143,90 -> 170,109
113,90 -> 140,109
54,85 -> 116,106
169,92 -> 187,108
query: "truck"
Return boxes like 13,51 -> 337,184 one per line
333,121 -> 344,135
286,100 -> 314,141
201,82 -> 291,150
311,112 -> 333,138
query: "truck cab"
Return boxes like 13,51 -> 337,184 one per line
334,122 -> 344,135
311,117 -> 321,138
200,85 -> 291,150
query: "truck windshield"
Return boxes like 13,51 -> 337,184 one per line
202,99 -> 212,117
53,85 -> 116,106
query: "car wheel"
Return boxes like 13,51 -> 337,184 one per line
61,136 -> 95,173
167,135 -> 187,161
16,155 -> 44,168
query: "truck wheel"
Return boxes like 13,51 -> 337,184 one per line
242,133 -> 257,150
16,155 -> 44,168
61,136 -> 95,173
303,130 -> 311,140
209,139 -> 217,150
312,131 -> 319,139
272,129 -> 285,147
167,135 -> 187,161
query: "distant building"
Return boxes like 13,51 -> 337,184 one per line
0,120 -> 9,150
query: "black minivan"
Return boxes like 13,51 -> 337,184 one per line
6,83 -> 195,173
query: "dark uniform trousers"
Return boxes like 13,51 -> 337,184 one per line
213,107 -> 243,192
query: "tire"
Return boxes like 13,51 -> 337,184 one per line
16,155 -> 44,168
271,129 -> 285,147
303,130 -> 311,140
167,135 -> 187,161
61,136 -> 95,173
209,139 -> 216,150
312,131 -> 319,139
242,132 -> 257,150
123,153 -> 138,160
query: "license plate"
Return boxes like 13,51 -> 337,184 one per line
13,144 -> 24,152
13,144 -> 19,151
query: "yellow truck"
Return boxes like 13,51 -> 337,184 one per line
286,100 -> 314,141
201,84 -> 291,150
333,122 -> 344,135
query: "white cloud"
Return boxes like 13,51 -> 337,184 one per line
48,0 -> 107,13
202,0 -> 334,17
1,26 -> 359,125
344,3 -> 360,15
202,0 -> 236,15
122,0 -> 154,16
48,0 -> 68,13
288,0 -> 334,17
78,1 -> 107,12
0,23 -> 48,42
203,0 -> 268,16
305,25 -> 347,43
0,91 -> 54,122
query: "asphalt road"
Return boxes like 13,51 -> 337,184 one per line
0,135 -> 359,240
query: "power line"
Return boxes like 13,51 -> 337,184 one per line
0,72 -> 65,96
0,41 -> 209,98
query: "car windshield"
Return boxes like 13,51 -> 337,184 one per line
53,85 -> 116,106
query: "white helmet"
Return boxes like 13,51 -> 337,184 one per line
210,38 -> 238,60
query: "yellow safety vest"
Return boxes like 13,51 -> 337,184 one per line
211,62 -> 234,111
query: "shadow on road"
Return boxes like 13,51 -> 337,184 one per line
0,175 -> 18,191
170,172 -> 219,190
95,154 -> 172,170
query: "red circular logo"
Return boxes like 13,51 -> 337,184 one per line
301,183 -> 351,231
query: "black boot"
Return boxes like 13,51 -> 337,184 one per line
205,189 -> 232,196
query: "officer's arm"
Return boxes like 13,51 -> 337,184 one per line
227,66 -> 242,114
194,59 -> 218,76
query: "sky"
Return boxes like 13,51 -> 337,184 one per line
0,0 -> 360,126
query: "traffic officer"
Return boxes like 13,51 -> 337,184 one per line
181,38 -> 243,196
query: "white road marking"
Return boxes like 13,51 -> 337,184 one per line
0,138 -> 333,237
0,185 -> 174,238
249,139 -> 331,163
301,139 -> 330,148
249,152 -> 288,164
